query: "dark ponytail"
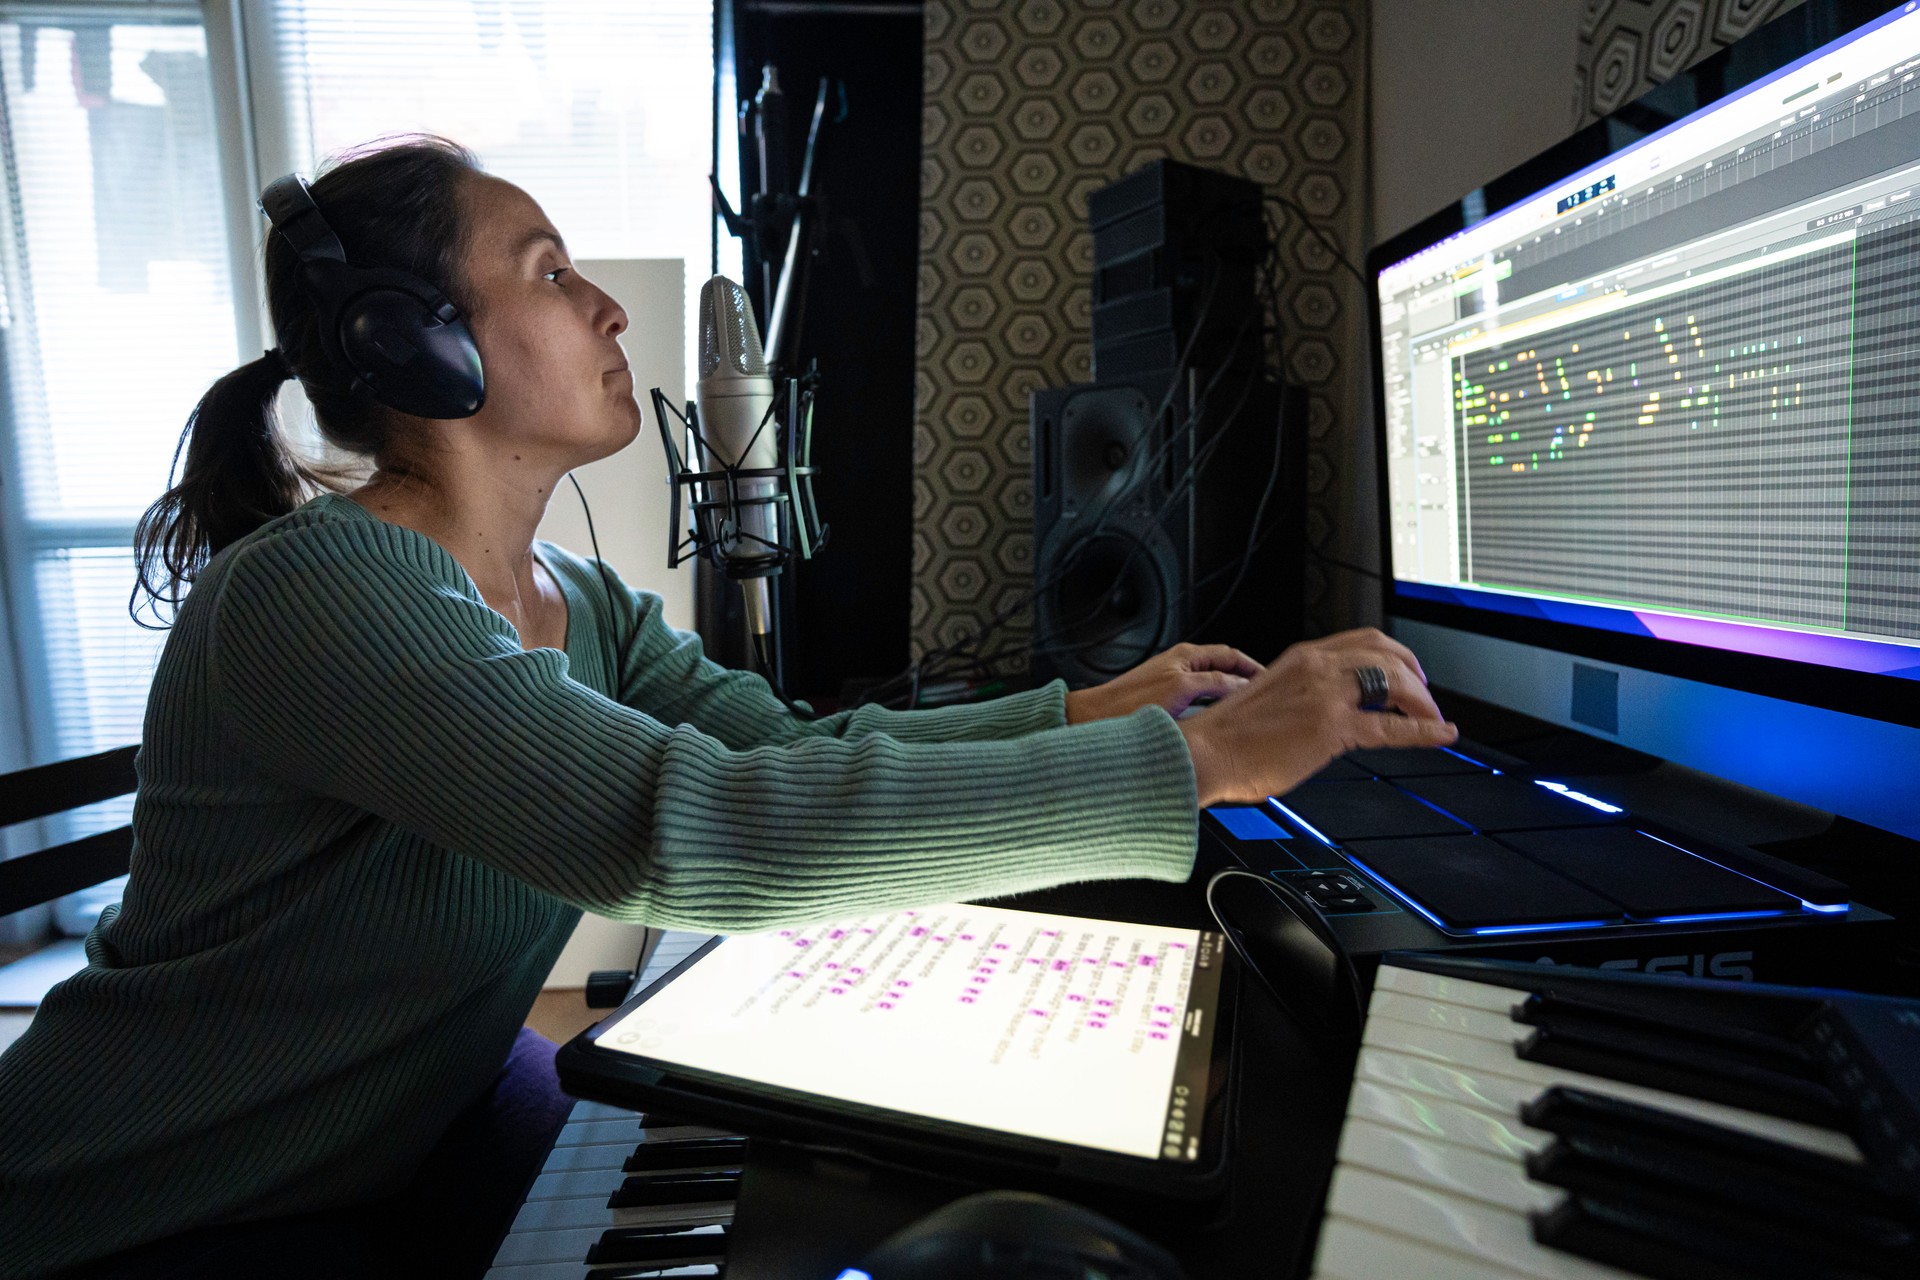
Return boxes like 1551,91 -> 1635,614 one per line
132,351 -> 310,624
131,134 -> 480,625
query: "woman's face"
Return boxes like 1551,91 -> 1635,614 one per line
454,174 -> 641,468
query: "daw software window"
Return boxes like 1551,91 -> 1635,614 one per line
1376,10 -> 1920,652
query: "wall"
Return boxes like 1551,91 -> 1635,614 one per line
1370,0 -> 1585,245
911,0 -> 1372,665
535,257 -> 688,989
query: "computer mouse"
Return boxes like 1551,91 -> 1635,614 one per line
843,1188 -> 1186,1280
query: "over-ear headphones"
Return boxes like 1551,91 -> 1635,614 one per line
259,173 -> 486,419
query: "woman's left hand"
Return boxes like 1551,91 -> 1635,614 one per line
1063,642 -> 1265,725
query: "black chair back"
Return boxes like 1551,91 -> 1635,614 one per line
0,746 -> 138,919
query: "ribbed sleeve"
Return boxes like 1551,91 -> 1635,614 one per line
0,495 -> 1198,1278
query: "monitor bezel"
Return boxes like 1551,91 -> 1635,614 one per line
1367,0 -> 1920,731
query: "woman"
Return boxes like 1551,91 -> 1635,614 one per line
0,137 -> 1454,1279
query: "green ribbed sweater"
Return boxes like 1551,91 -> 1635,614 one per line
0,493 -> 1197,1277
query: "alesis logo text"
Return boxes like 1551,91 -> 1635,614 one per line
1533,949 -> 1756,980
1557,175 -> 1616,214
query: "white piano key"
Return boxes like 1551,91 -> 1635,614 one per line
489,1224 -> 608,1266
1348,1079 -> 1547,1160
540,1141 -> 637,1175
1359,1017 -> 1862,1160
1375,964 -> 1531,1014
567,1100 -> 643,1122
555,1118 -> 646,1147
554,1120 -> 732,1147
527,1167 -> 628,1202
1369,988 -> 1525,1043
1312,1216 -> 1606,1280
511,1192 -> 627,1233
1324,1165 -> 1626,1280
1337,1117 -> 1557,1215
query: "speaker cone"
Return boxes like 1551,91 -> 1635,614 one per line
1037,528 -> 1176,678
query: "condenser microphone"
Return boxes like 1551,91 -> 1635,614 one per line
695,275 -> 780,636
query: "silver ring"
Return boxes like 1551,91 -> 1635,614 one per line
1355,665 -> 1390,711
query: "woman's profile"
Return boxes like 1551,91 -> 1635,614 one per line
0,135 -> 1452,1280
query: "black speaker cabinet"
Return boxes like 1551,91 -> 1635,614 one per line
1029,372 -> 1307,688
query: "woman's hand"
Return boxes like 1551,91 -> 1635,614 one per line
1177,628 -> 1458,807
1063,642 -> 1264,725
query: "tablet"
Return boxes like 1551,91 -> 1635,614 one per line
557,902 -> 1236,1200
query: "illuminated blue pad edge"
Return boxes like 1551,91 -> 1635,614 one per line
1210,806 -> 1290,841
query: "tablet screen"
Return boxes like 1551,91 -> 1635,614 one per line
592,903 -> 1226,1162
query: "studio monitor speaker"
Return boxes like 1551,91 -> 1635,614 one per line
1029,371 -> 1307,688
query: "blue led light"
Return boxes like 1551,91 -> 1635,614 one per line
1440,745 -> 1490,769
1339,855 -> 1451,931
1647,909 -> 1789,925
1533,779 -> 1625,814
1211,805 -> 1290,841
1265,797 -> 1334,847
1800,900 -> 1851,914
1471,919 -> 1612,936
831,1271 -> 873,1280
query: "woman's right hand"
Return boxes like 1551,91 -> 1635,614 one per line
1177,628 -> 1458,807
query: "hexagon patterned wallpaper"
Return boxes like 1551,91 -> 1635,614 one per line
911,0 -> 1370,666
1573,0 -> 1807,126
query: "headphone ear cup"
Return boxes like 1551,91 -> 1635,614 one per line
337,287 -> 486,419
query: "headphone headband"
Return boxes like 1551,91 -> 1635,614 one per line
258,172 -> 485,419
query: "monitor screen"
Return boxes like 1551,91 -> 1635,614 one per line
591,903 -> 1226,1162
1374,2 -> 1920,699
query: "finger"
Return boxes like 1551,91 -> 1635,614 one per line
1345,710 -> 1458,751
1183,670 -> 1252,704
1186,643 -> 1263,678
1323,627 -> 1427,685
1340,650 -> 1443,722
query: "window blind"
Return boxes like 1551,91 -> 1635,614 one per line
0,12 -> 232,766
267,0 -> 727,387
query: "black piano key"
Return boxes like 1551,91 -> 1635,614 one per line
1526,1133 -> 1918,1254
586,1224 -> 730,1267
1512,997 -> 1812,1074
1518,1020 -> 1843,1126
1520,1087 -> 1894,1203
607,1171 -> 742,1210
1532,1193 -> 1898,1280
1515,990 -> 1812,1069
624,1138 -> 748,1173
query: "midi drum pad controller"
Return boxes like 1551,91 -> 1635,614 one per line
1199,742 -> 1892,989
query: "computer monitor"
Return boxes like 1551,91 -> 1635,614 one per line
1369,0 -> 1920,840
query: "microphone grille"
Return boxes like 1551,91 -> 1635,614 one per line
697,276 -> 767,380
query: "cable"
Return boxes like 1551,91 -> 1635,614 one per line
753,628 -> 817,720
1266,192 -> 1371,292
567,472 -> 640,695
862,196 -> 1301,709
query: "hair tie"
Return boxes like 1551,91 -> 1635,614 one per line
263,347 -> 295,381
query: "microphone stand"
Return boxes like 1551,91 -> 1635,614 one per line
708,70 -> 839,696
651,371 -> 829,702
